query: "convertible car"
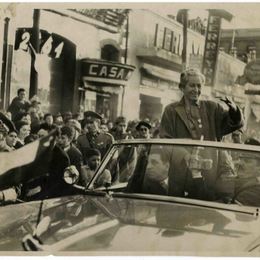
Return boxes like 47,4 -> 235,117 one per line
1,138 -> 260,255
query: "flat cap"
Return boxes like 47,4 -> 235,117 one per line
84,111 -> 102,120
0,112 -> 16,133
136,121 -> 152,131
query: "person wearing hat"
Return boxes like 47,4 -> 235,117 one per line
160,68 -> 244,141
80,148 -> 111,188
136,121 -> 152,139
77,111 -> 114,163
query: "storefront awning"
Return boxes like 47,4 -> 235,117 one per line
81,58 -> 135,86
141,63 -> 180,83
82,84 -> 123,95
137,47 -> 182,71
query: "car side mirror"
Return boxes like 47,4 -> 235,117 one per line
63,165 -> 79,185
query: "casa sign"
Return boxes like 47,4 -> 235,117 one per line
81,59 -> 135,85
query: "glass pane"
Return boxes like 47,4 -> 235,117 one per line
90,143 -> 260,207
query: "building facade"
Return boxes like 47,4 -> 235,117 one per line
125,9 -> 205,121
220,28 -> 260,136
0,6 -> 250,125
1,6 -> 134,121
220,28 -> 260,63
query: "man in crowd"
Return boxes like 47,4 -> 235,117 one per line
5,130 -> 18,151
77,111 -> 114,163
231,129 -> 244,144
54,113 -> 64,127
0,112 -> 16,152
66,119 -> 82,145
57,126 -> 83,175
112,116 -> 132,140
41,113 -> 56,132
136,121 -> 152,139
8,88 -> 30,121
14,121 -> 31,149
160,68 -> 244,141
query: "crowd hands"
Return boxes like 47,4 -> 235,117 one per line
0,88 -> 160,204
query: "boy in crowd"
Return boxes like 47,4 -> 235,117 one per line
80,148 -> 111,188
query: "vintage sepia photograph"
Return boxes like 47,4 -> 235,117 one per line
1,1 -> 260,256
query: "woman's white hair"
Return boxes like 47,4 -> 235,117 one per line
179,68 -> 205,89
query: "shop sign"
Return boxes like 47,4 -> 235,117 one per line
81,59 -> 135,85
202,13 -> 222,86
154,24 -> 181,55
15,28 -> 67,59
202,10 -> 233,86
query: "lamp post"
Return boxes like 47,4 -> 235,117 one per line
29,9 -> 40,99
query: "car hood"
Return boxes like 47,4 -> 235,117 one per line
1,193 -> 260,255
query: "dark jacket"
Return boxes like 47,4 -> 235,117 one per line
21,145 -> 74,201
160,98 -> 244,141
65,144 -> 83,175
77,132 -> 114,163
7,97 -> 30,121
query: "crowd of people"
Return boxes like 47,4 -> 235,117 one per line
0,87 -> 162,204
0,67 -> 255,205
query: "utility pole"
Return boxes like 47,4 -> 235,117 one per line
124,13 -> 129,64
182,9 -> 189,71
121,11 -> 129,116
29,9 -> 40,99
0,17 -> 10,109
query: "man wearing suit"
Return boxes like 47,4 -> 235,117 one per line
160,68 -> 244,141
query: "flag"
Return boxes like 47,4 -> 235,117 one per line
0,130 -> 57,191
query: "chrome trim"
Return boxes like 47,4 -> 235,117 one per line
113,138 -> 260,152
108,192 -> 259,216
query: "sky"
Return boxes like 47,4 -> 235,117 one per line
2,2 -> 260,30
145,3 -> 260,30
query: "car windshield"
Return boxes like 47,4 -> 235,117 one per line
88,141 -> 260,207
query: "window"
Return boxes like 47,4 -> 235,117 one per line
101,44 -> 120,62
